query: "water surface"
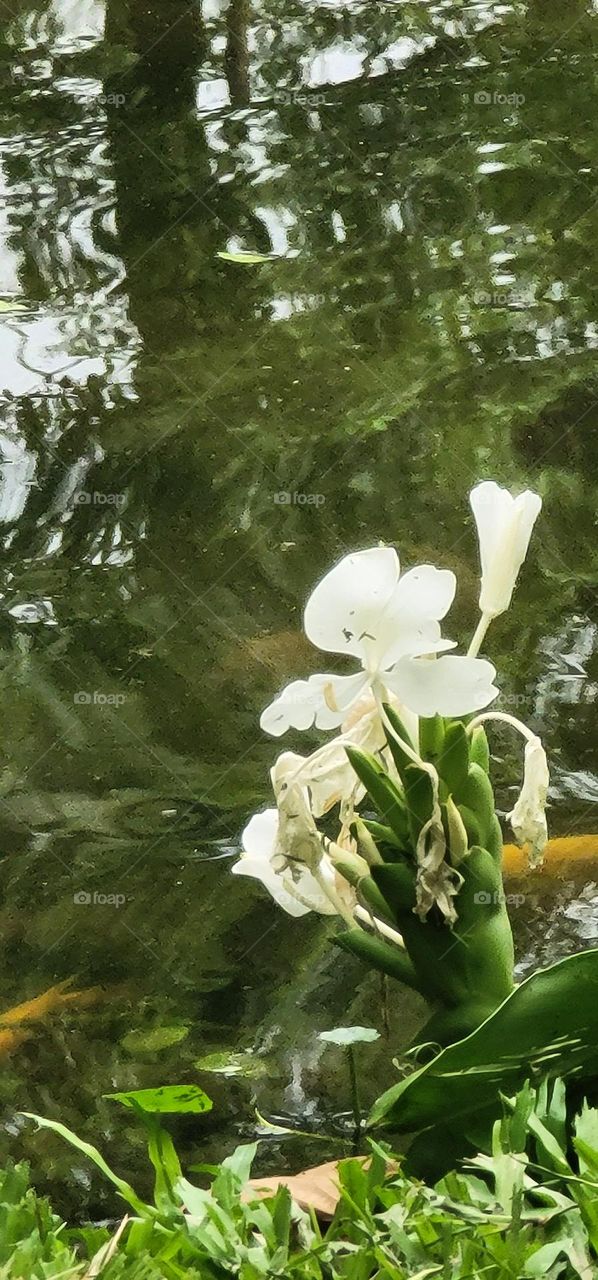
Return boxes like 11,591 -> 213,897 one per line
0,0 -> 597,1215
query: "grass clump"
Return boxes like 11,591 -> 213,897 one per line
4,1078 -> 598,1278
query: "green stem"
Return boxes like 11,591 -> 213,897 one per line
347,1046 -> 361,1151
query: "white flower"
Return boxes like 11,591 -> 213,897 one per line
260,548 -> 496,733
470,481 -> 542,619
507,735 -> 549,868
231,809 -> 339,916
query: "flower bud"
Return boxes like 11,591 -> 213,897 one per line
470,481 -> 541,618
445,796 -> 469,866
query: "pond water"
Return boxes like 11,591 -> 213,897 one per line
0,0 -> 597,1218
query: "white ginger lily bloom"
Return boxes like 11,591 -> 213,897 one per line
261,548 -> 498,734
232,809 -> 339,916
507,734 -> 549,868
470,481 -> 542,619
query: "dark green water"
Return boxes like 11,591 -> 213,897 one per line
0,0 -> 597,1216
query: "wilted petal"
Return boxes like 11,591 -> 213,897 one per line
304,547 -> 400,664
232,807 -> 337,915
386,654 -> 498,717
277,708 -> 386,817
508,735 -> 549,867
470,481 -> 542,618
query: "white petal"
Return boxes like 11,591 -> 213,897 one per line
386,655 -> 499,717
362,564 -> 456,668
311,671 -> 370,728
260,678 -> 323,737
261,671 -> 369,737
392,565 -> 456,621
381,624 -> 455,667
304,547 -> 400,663
232,857 -> 310,916
241,809 -> 278,861
470,481 -> 514,569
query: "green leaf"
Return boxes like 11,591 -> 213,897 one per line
574,1102 -> 598,1178
381,703 -> 417,777
470,725 -> 490,773
345,747 -> 410,846
369,949 -> 598,1133
404,764 -> 434,846
418,715 -> 445,761
457,764 -> 496,849
195,1050 -> 268,1078
334,928 -> 424,992
145,1119 -> 183,1213
319,1026 -> 381,1046
437,721 -> 470,796
20,1113 -> 151,1216
105,1085 -> 213,1114
121,1023 -> 189,1054
524,1239 -> 576,1275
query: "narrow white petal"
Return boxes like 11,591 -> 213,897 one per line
386,654 -> 499,717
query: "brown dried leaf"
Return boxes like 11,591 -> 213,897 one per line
245,1156 -> 396,1218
